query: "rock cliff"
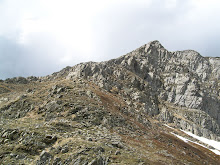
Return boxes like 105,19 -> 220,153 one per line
65,40 -> 220,140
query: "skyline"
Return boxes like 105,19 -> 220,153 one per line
0,0 -> 220,79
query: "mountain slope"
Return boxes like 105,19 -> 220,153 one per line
0,40 -> 219,164
65,40 -> 220,140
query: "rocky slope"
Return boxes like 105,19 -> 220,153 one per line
0,40 -> 219,164
65,40 -> 220,140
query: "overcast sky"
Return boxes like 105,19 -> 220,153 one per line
0,0 -> 220,79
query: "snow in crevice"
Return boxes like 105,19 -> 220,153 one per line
170,132 -> 188,143
164,124 -> 220,155
164,124 -> 175,130
181,130 -> 220,155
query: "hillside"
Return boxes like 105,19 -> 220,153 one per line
0,40 -> 219,164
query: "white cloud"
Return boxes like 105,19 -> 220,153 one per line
0,0 -> 220,79
165,0 -> 177,8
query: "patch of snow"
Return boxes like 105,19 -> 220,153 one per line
166,124 -> 220,156
171,132 -> 188,142
164,124 -> 175,130
181,130 -> 220,151
210,149 -> 220,155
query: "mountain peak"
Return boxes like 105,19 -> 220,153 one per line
146,40 -> 164,49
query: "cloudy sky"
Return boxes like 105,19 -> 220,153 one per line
0,0 -> 220,79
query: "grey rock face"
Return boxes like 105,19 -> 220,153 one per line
36,151 -> 53,165
88,156 -> 106,165
64,40 -> 220,140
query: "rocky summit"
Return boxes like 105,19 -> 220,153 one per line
0,40 -> 220,164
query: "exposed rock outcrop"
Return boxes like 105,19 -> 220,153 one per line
65,40 -> 220,140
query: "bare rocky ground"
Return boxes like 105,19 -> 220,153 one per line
0,41 -> 219,164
